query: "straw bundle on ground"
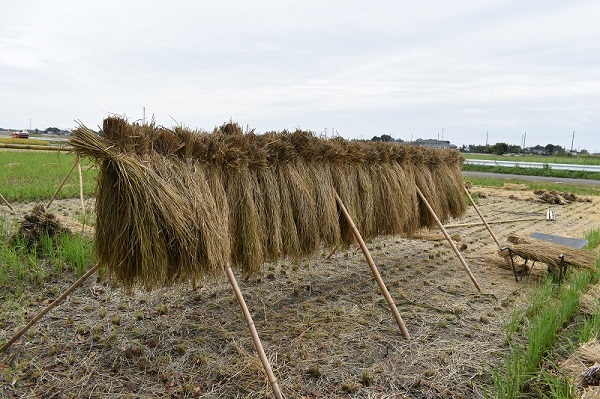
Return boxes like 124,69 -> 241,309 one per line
501,235 -> 597,271
70,118 -> 467,289
9,204 -> 66,247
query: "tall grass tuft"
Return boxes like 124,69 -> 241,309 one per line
584,228 -> 600,249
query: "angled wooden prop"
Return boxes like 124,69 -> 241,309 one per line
77,158 -> 85,213
463,186 -> 501,247
46,157 -> 79,209
325,245 -> 338,259
1,262 -> 101,352
226,266 -> 283,399
416,187 -> 482,293
334,192 -> 411,340
0,193 -> 14,211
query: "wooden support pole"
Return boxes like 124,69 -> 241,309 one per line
77,157 -> 85,213
0,193 -> 14,211
0,143 -> 73,152
416,187 -> 482,293
46,158 -> 78,209
334,193 -> 411,340
463,186 -> 501,247
443,217 -> 539,229
1,262 -> 101,352
226,266 -> 283,399
325,245 -> 338,259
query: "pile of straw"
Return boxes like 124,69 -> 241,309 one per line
560,339 -> 600,396
533,189 -> 592,205
501,235 -> 597,271
10,204 -> 66,247
70,118 -> 467,288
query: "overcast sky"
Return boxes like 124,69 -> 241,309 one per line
1,1 -> 599,151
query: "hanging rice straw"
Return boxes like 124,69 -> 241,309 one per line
70,117 -> 468,288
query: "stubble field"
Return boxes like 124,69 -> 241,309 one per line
0,185 -> 599,398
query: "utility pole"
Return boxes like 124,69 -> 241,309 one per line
143,107 -> 146,124
571,131 -> 575,153
524,131 -> 526,149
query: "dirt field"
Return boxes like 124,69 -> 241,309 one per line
1,185 -> 599,398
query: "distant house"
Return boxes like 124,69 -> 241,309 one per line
411,139 -> 457,149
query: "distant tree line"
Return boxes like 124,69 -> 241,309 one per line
370,134 -> 405,143
365,135 -> 590,156
0,126 -> 71,134
463,142 -> 587,156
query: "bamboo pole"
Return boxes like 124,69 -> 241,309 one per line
416,187 -> 482,293
0,143 -> 72,152
1,262 -> 101,352
226,266 -> 283,399
463,186 -> 501,247
77,157 -> 85,213
46,158 -> 78,209
0,193 -> 14,211
334,192 -> 411,340
443,217 -> 540,229
325,245 -> 338,259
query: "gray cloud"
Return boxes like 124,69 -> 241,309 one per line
1,0 -> 598,151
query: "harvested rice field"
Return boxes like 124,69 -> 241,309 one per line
1,185 -> 599,398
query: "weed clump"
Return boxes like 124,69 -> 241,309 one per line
10,204 -> 65,248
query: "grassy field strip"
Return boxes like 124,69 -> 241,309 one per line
465,159 -> 600,173
464,154 -> 600,166
462,163 -> 600,181
0,151 -> 97,202
0,138 -> 50,146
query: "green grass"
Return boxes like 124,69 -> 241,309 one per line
0,138 -> 50,146
0,151 -> 97,202
0,216 -> 96,298
491,229 -> 600,398
464,153 -> 600,165
493,272 -> 595,398
585,228 -> 600,249
533,370 -> 576,399
462,163 -> 600,181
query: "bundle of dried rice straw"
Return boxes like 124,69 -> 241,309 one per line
70,117 -> 467,288
501,235 -> 596,271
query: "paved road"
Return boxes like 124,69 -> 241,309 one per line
462,171 -> 600,186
